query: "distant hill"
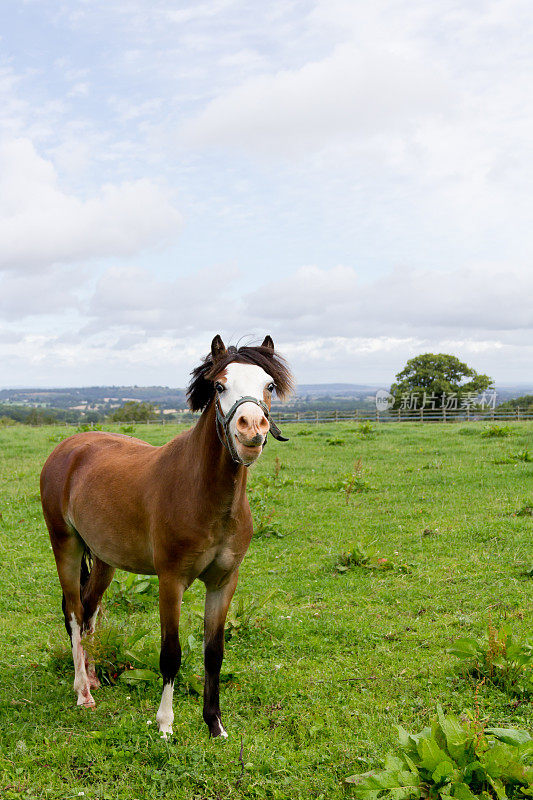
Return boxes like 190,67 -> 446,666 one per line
0,382 -> 531,423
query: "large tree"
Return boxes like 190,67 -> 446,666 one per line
390,353 -> 493,410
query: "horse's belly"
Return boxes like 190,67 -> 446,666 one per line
68,508 -> 155,574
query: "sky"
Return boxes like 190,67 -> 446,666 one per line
0,0 -> 532,389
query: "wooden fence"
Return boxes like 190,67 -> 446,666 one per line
25,406 -> 532,427
269,407 -> 532,425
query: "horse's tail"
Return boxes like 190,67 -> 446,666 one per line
80,544 -> 93,595
61,543 -> 93,639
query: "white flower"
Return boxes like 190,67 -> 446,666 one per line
146,720 -> 152,725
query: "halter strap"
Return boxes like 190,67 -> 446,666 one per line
215,395 -> 289,465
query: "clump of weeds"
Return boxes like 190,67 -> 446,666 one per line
356,421 -> 376,438
495,449 -> 532,464
346,704 -> 533,799
340,459 -> 372,502
225,590 -> 281,641
107,571 -> 159,611
448,616 -> 533,697
481,424 -> 514,438
512,503 -> 533,517
333,542 -> 395,573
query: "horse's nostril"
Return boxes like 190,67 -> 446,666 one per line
237,415 -> 248,429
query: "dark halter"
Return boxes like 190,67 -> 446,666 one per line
215,395 -> 289,465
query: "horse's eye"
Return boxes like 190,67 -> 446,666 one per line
215,382 -> 225,393
267,383 -> 275,393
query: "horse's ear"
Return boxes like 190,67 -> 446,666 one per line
261,335 -> 274,351
211,335 -> 227,362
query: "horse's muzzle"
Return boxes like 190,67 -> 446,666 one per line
236,431 -> 266,448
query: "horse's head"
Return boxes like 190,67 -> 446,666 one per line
187,335 -> 293,466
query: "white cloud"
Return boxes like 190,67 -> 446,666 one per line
182,42 -> 451,155
244,262 -> 533,337
0,138 -> 182,272
0,267 -> 81,320
85,263 -> 240,333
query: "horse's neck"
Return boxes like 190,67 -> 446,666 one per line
188,402 -> 247,507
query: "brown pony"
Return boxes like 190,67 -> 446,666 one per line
40,335 -> 293,738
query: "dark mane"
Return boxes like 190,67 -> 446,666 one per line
187,344 -> 294,412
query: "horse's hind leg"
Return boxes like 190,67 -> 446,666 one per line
81,557 -> 115,689
52,534 -> 95,707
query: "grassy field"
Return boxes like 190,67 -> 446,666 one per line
0,420 -> 532,799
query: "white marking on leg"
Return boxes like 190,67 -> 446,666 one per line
70,613 -> 95,707
214,717 -> 228,739
86,606 -> 99,635
83,607 -> 101,689
156,682 -> 174,737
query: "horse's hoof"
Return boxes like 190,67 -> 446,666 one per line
88,675 -> 101,689
211,721 -> 228,740
77,691 -> 95,708
159,726 -> 173,738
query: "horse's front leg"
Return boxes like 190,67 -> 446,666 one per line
203,570 -> 239,739
156,574 -> 184,738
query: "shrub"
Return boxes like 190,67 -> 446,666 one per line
346,705 -> 533,799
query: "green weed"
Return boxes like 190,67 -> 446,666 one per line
107,572 -> 159,611
514,504 -> 533,517
225,590 -> 281,641
481,424 -> 514,438
449,620 -> 533,697
346,705 -> 533,799
356,421 -> 376,437
339,459 -> 372,500
494,449 -> 532,464
334,542 -> 394,573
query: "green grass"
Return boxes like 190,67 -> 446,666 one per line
0,421 -> 532,799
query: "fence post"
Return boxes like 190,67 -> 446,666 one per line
517,406 -> 521,421
297,412 -> 300,422
335,409 -> 338,423
354,409 -> 358,421
443,408 -> 446,423
315,411 -> 319,424
420,408 -> 423,422
467,407 -> 470,422
398,408 -> 401,422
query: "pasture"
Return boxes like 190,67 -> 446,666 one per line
0,421 -> 532,799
